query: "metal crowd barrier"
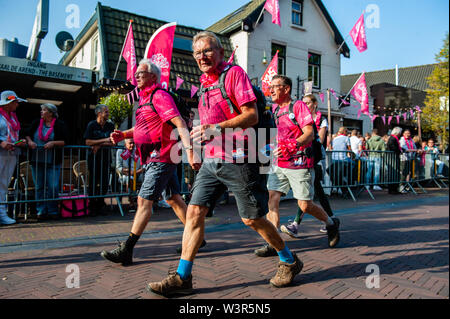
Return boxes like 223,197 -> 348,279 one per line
2,145 -> 136,220
2,146 -> 449,218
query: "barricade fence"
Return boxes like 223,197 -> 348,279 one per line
2,146 -> 449,218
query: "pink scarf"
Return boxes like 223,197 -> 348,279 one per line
404,137 -> 415,150
313,111 -> 322,130
392,135 -> 401,152
0,108 -> 20,141
38,118 -> 56,142
199,62 -> 232,88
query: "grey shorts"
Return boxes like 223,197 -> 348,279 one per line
189,159 -> 268,220
138,162 -> 180,201
267,166 -> 315,201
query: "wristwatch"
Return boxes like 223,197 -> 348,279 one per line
213,124 -> 223,134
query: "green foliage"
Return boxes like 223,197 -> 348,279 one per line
100,92 -> 133,129
423,33 -> 449,150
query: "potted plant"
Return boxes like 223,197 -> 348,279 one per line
100,92 -> 133,129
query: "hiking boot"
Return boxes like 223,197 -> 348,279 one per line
281,222 -> 300,238
147,272 -> 193,297
326,217 -> 341,248
270,253 -> 303,287
176,239 -> 207,254
100,242 -> 133,266
254,244 -> 278,257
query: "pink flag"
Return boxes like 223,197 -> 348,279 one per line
144,22 -> 177,90
176,76 -> 184,91
350,72 -> 369,115
349,13 -> 367,53
388,116 -> 393,125
122,21 -> 137,86
396,115 -> 400,123
403,113 -> 407,121
191,85 -> 198,98
264,0 -> 281,27
228,46 -> 238,64
319,92 -> 324,103
261,51 -> 279,96
330,88 -> 338,100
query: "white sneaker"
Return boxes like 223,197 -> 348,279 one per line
373,186 -> 382,191
319,225 -> 327,233
157,200 -> 171,208
281,222 -> 300,238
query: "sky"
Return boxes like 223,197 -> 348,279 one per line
0,0 -> 448,75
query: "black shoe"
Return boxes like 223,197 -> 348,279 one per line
176,239 -> 207,254
100,242 -> 133,266
326,217 -> 340,248
254,244 -> 278,257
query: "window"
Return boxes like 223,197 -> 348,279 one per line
308,52 -> 321,89
292,0 -> 303,26
91,36 -> 99,70
272,43 -> 286,75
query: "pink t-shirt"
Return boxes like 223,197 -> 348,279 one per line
198,65 -> 257,162
134,85 -> 180,164
273,100 -> 314,169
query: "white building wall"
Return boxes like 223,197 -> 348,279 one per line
231,0 -> 371,134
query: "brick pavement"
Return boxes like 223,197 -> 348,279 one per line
0,189 -> 448,300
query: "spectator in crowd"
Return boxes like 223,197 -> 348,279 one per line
148,31 -> 302,296
366,128 -> 386,190
331,127 -> 351,160
116,138 -> 143,198
280,92 -> 336,236
424,139 -> 445,177
25,103 -> 69,220
0,91 -> 27,225
382,134 -> 389,145
364,132 -> 371,143
386,127 -> 403,194
350,129 -> 362,157
399,129 -> 422,192
84,104 -> 115,215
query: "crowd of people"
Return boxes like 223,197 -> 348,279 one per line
0,30 -> 447,297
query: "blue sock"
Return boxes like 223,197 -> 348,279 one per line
176,259 -> 193,280
277,245 -> 294,264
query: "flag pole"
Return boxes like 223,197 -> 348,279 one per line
338,71 -> 364,108
327,89 -> 332,144
336,34 -> 350,55
255,5 -> 265,26
113,20 -> 133,80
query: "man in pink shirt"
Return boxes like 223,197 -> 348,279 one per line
100,59 -> 196,266
148,31 -> 302,297
254,75 -> 340,257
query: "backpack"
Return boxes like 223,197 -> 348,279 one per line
273,102 -> 325,166
197,65 -> 276,164
139,88 -> 191,127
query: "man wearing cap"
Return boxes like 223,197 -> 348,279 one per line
0,90 -> 27,225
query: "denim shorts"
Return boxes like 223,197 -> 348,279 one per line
189,159 -> 268,220
138,162 -> 180,201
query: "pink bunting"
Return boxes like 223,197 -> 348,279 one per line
382,116 -> 386,125
330,88 -> 338,100
388,116 -> 392,125
371,114 -> 378,123
176,76 -> 184,91
396,115 -> 400,123
319,92 -> 324,103
191,85 -> 198,98
410,109 -> 414,117
403,113 -> 407,121
415,105 -> 422,112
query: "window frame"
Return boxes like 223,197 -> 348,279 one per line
292,0 -> 304,27
308,52 -> 321,89
272,43 -> 286,76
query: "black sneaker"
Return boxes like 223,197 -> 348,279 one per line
326,217 -> 341,248
254,244 -> 278,257
176,239 -> 207,254
100,242 -> 133,266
